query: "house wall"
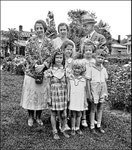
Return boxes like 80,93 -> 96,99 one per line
111,47 -> 127,55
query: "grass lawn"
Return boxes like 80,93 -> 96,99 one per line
1,71 -> 131,150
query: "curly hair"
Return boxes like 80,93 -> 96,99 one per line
82,40 -> 96,54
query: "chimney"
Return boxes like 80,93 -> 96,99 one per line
19,25 -> 23,31
118,35 -> 121,43
30,29 -> 33,32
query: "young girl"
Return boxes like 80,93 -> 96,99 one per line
45,49 -> 70,140
81,40 -> 96,127
68,59 -> 88,136
86,49 -> 108,134
60,40 -> 75,130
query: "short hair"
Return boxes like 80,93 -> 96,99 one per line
51,48 -> 65,67
94,49 -> 107,58
34,20 -> 47,32
82,40 -> 96,54
57,23 -> 69,33
61,40 -> 74,56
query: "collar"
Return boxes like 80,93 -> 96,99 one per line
92,64 -> 104,71
53,66 -> 64,70
86,30 -> 95,38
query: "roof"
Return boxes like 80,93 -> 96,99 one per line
20,31 -> 35,38
123,42 -> 131,46
111,43 -> 127,49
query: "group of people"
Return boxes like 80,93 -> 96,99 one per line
20,13 -> 108,140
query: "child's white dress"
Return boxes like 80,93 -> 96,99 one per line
68,75 -> 87,111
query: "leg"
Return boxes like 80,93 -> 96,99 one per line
81,110 -> 88,127
90,103 -> 97,133
50,110 -> 60,139
64,109 -> 70,130
96,103 -> 105,133
27,109 -> 34,126
36,110 -> 43,126
60,110 -> 70,138
76,111 -> 83,135
70,110 -> 76,135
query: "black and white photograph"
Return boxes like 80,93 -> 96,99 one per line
1,1 -> 131,150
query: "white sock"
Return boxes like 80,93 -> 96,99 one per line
97,123 -> 101,128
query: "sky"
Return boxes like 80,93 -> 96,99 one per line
1,1 -> 131,40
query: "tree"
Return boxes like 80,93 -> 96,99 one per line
94,20 -> 112,54
45,11 -> 57,39
6,28 -> 19,54
67,9 -> 88,52
67,10 -> 112,53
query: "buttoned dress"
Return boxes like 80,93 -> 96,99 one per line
20,36 -> 54,110
68,75 -> 88,111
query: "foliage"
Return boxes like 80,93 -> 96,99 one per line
6,28 -> 19,53
94,20 -> 112,54
107,63 -> 131,112
67,10 -> 112,53
2,55 -> 26,75
45,11 -> 57,39
107,55 -> 131,66
67,9 -> 89,52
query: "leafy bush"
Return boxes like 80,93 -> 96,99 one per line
106,63 -> 131,112
2,55 -> 26,75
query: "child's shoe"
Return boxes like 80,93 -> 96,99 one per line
94,120 -> 97,124
28,118 -> 33,127
53,133 -> 60,140
76,129 -> 83,135
96,127 -> 105,134
36,119 -> 43,126
90,128 -> 98,135
62,131 -> 70,138
71,129 -> 76,136
81,119 -> 88,127
64,123 -> 71,130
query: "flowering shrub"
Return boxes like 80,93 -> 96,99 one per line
2,55 -> 26,75
106,63 -> 131,112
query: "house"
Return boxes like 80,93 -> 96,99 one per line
111,35 -> 127,55
13,25 -> 35,55
122,35 -> 131,54
0,30 -> 9,57
111,43 -> 127,55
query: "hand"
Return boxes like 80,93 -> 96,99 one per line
104,95 -> 108,101
47,102 -> 52,108
94,41 -> 99,46
35,64 -> 44,73
88,95 -> 93,102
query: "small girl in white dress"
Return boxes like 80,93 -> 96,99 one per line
67,59 -> 88,136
